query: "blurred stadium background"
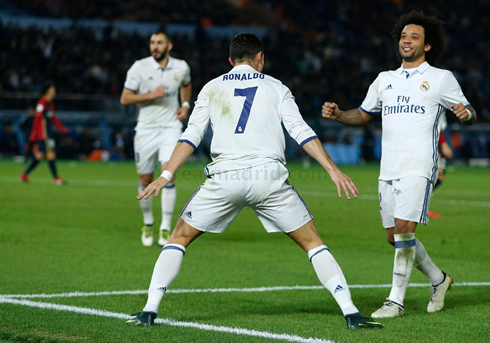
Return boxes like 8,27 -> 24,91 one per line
2,1 -> 490,342
1,0 -> 489,166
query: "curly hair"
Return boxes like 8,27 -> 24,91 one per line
391,11 -> 446,66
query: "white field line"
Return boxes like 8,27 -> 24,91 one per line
0,297 -> 333,343
2,282 -> 490,299
5,176 -> 490,207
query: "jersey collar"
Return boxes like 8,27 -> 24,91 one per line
397,61 -> 430,77
150,56 -> 174,70
231,64 -> 257,72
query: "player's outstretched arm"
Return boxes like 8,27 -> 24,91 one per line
120,86 -> 165,106
322,102 -> 372,127
302,138 -> 359,200
137,142 -> 195,200
451,104 -> 477,125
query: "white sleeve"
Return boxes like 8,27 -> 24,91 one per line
439,72 -> 470,110
360,75 -> 382,115
124,63 -> 140,92
179,88 -> 209,149
279,85 -> 318,146
182,62 -> 191,86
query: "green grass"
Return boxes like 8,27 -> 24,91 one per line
1,160 -> 490,342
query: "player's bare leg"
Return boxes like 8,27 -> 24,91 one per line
139,173 -> 155,246
127,219 -> 203,326
158,161 -> 176,246
287,220 -> 382,329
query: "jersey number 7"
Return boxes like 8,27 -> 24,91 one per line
234,86 -> 258,134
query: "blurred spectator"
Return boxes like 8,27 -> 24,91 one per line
0,0 -> 489,161
0,1 -> 488,122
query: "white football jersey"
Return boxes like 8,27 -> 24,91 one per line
360,62 -> 470,183
124,56 -> 191,130
179,64 -> 317,176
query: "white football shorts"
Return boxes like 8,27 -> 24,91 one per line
134,127 -> 182,175
180,161 -> 313,234
379,175 -> 433,228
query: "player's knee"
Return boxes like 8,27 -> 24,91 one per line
140,180 -> 151,187
387,235 -> 395,246
386,228 -> 395,246
394,219 -> 416,234
139,175 -> 153,187
168,219 -> 203,247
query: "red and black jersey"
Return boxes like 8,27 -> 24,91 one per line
30,96 -> 67,141
439,132 -> 446,145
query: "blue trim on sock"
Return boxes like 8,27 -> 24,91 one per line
161,245 -> 186,256
309,247 -> 330,262
165,183 -> 176,189
394,239 -> 416,249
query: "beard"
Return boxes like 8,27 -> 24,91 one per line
399,46 -> 422,62
153,47 -> 169,62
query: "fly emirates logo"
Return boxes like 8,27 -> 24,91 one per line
383,96 -> 426,115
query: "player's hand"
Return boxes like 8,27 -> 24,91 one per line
322,102 -> 340,120
137,177 -> 169,200
149,86 -> 165,100
327,167 -> 359,200
176,106 -> 189,121
451,103 -> 469,121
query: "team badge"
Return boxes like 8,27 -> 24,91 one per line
174,73 -> 179,81
420,81 -> 430,91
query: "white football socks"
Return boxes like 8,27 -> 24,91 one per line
160,183 -> 176,232
308,245 -> 358,316
143,244 -> 186,313
388,233 -> 416,305
414,238 -> 444,286
138,183 -> 154,226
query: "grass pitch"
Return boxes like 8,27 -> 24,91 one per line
0,160 -> 489,342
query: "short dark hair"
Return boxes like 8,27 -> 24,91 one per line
41,82 -> 54,95
391,11 -> 446,66
229,33 -> 264,63
151,29 -> 172,43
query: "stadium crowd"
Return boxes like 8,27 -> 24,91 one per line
0,0 -> 488,159
2,0 -> 489,120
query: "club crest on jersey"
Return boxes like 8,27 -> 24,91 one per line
174,74 -> 179,81
420,81 -> 430,91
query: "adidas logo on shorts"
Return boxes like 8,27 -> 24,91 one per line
185,211 -> 192,219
